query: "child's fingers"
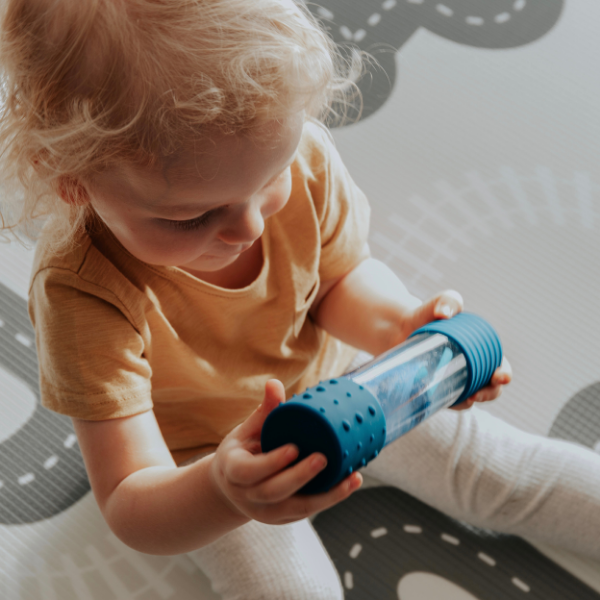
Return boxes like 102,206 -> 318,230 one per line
245,452 -> 329,503
491,357 -> 512,386
223,443 -> 299,487
269,472 -> 363,523
233,379 -> 286,441
409,290 -> 464,333
450,357 -> 511,411
453,382 -> 504,409
450,398 -> 476,411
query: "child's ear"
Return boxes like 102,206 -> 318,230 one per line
55,176 -> 90,206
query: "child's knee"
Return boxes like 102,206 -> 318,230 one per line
252,574 -> 344,600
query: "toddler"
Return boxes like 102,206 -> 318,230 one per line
1,1 -> 599,599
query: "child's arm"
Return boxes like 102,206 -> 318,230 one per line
312,252 -> 511,407
74,380 -> 361,556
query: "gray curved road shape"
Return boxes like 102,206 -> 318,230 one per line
313,486 -> 600,599
0,281 -> 90,524
549,381 -> 600,453
310,0 -> 564,124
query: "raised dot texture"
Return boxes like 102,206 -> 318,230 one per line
368,405 -> 376,416
316,386 -> 326,392
330,379 -> 338,384
355,412 -> 363,424
342,420 -> 351,432
319,407 -> 326,413
346,392 -> 352,397
343,450 -> 349,459
303,393 -> 312,399
369,434 -> 374,443
333,399 -> 339,405
361,458 -> 367,467
347,467 -> 353,475
357,442 -> 362,450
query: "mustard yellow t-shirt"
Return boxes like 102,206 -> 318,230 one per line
28,122 -> 371,464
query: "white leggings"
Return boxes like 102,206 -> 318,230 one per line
187,406 -> 600,600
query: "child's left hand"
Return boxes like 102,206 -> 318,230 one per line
401,289 -> 512,412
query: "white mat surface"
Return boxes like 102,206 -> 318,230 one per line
1,0 -> 599,597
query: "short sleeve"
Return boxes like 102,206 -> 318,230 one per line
28,268 -> 153,420
301,123 -> 371,282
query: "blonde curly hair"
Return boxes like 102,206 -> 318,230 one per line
0,0 -> 362,256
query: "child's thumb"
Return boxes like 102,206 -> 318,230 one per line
237,379 -> 286,439
409,290 -> 464,334
261,379 -> 287,414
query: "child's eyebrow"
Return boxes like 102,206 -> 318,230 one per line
152,159 -> 295,217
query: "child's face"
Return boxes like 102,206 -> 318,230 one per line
84,115 -> 303,273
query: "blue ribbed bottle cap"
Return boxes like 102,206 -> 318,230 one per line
409,313 -> 503,405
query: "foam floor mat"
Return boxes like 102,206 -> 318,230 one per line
1,0 -> 600,598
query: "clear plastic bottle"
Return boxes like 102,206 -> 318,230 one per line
262,312 -> 502,493
348,332 -> 468,447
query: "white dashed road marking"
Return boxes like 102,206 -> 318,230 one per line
18,473 -> 35,485
436,4 -> 453,17
370,527 -> 388,538
15,332 -> 32,347
512,577 -> 531,592
478,552 -> 497,567
403,524 -> 422,534
344,571 -> 354,590
64,434 -> 77,449
348,521 -> 532,593
441,533 -> 460,545
44,455 -> 59,469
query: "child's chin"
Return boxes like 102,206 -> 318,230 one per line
190,253 -> 240,271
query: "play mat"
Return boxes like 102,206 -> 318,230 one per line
1,0 -> 599,598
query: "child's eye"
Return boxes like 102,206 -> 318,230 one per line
163,208 -> 221,231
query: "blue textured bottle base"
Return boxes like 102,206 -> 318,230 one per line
261,378 -> 386,494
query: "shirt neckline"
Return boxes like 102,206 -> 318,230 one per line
88,212 -> 272,297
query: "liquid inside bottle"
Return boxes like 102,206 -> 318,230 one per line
348,333 -> 468,446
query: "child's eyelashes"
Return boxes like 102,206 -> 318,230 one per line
162,207 -> 224,231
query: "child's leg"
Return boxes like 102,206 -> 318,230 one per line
187,517 -> 344,600
362,406 -> 600,559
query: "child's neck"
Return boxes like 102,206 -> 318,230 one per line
180,238 -> 264,289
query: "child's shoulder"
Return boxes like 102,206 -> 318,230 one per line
298,120 -> 335,155
293,120 -> 336,181
29,219 -> 93,285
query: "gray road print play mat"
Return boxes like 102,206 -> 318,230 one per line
309,0 -> 564,123
313,486 -> 600,599
1,0 -> 600,598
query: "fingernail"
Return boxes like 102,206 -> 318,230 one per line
348,475 -> 362,492
439,304 -> 453,317
286,445 -> 298,459
312,455 -> 327,470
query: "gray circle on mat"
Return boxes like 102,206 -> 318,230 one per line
549,382 -> 600,452
310,0 -> 564,124
0,281 -> 90,524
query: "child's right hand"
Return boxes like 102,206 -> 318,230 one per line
209,379 -> 363,525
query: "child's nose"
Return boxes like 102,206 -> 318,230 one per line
219,204 -> 265,245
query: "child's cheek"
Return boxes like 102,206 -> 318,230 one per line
266,176 -> 292,218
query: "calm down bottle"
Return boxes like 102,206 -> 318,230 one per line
261,312 -> 503,494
